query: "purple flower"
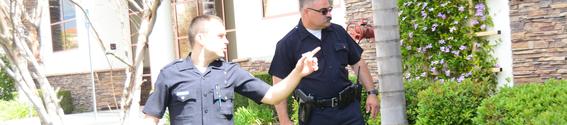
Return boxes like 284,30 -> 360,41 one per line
430,67 -> 438,75
475,3 -> 485,10
440,59 -> 445,64
475,4 -> 485,17
459,45 -> 467,50
441,46 -> 450,53
421,72 -> 427,77
481,16 -> 487,21
481,24 -> 487,30
414,23 -> 419,29
457,75 -> 465,83
432,60 -> 439,65
458,6 -> 465,12
439,40 -> 446,44
422,2 -> 428,9
400,39 -> 404,45
449,26 -> 457,33
440,79 -> 445,84
445,70 -> 451,76
466,55 -> 473,60
426,44 -> 433,49
405,73 -> 411,79
408,32 -> 414,38
437,13 -> 446,19
471,20 -> 479,25
421,11 -> 428,18
452,50 -> 460,56
495,64 -> 501,68
431,24 -> 438,31
465,72 -> 472,77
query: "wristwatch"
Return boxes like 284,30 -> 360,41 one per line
367,89 -> 378,95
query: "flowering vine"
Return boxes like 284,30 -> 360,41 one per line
398,0 -> 497,85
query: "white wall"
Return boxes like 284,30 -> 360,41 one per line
148,0 -> 175,84
231,0 -> 347,61
41,0 -> 132,76
487,0 -> 514,87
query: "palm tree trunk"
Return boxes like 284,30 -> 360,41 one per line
371,0 -> 408,124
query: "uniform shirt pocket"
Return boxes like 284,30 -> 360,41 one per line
214,83 -> 235,120
335,43 -> 349,66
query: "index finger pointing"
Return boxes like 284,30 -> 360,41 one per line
304,47 -> 321,57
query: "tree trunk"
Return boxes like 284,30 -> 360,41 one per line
0,0 -> 64,124
371,0 -> 408,124
119,0 -> 161,124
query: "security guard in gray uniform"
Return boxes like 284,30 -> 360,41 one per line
142,15 -> 321,125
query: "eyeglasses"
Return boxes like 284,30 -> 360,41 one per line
307,7 -> 333,15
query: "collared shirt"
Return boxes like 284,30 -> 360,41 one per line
269,20 -> 363,99
143,57 -> 270,125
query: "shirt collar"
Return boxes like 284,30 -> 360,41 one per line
295,19 -> 335,40
177,53 -> 225,71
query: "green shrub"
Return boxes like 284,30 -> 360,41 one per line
416,79 -> 489,125
38,90 -> 74,114
58,90 -> 73,114
474,79 -> 567,125
0,57 -> 16,101
404,79 -> 433,124
234,100 -> 275,125
0,99 -> 37,121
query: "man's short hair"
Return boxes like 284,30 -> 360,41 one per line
298,0 -> 316,11
298,0 -> 331,11
188,15 -> 223,47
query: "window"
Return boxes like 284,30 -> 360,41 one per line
49,0 -> 78,52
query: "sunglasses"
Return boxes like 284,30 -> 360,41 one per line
307,7 -> 333,15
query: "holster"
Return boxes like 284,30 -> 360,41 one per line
294,90 -> 314,124
337,83 -> 362,108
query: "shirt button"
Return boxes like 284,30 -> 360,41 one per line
204,109 -> 208,113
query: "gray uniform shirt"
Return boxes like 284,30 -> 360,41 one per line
143,57 -> 270,125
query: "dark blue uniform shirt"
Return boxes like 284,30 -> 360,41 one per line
143,57 -> 270,125
269,20 -> 363,99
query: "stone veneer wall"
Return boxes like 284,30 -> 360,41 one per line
48,70 -> 133,113
509,0 -> 567,84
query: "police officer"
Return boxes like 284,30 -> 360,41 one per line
269,0 -> 379,125
142,15 -> 321,125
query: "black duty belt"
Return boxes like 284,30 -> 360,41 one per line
304,83 -> 362,108
314,97 -> 342,108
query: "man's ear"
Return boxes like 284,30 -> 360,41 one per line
195,33 -> 204,44
301,8 -> 308,15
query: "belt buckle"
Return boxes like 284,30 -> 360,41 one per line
331,97 -> 338,107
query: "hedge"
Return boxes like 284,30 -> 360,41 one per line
474,79 -> 567,124
415,79 -> 490,125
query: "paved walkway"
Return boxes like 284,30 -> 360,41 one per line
2,110 -> 122,125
